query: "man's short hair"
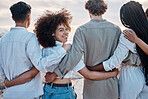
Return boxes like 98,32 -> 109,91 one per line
146,8 -> 148,18
10,1 -> 31,22
85,0 -> 107,16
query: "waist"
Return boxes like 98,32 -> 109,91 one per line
46,82 -> 72,87
53,78 -> 71,84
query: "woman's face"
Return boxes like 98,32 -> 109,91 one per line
54,23 -> 69,43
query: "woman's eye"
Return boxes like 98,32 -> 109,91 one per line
59,29 -> 63,32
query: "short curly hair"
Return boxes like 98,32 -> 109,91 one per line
85,0 -> 107,16
146,8 -> 148,18
34,9 -> 72,48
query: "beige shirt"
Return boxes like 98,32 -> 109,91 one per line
55,19 -> 121,78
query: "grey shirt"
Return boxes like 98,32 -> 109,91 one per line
55,19 -> 121,99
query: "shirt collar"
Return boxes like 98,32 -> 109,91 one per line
90,19 -> 106,22
56,41 -> 63,46
10,27 -> 28,32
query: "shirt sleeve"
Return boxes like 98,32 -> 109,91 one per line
103,34 -> 135,71
26,34 -> 66,72
72,59 -> 85,72
0,65 -> 6,80
0,39 -> 6,80
55,27 -> 84,78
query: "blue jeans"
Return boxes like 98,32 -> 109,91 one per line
42,83 -> 77,99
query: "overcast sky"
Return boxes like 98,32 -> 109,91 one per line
0,0 -> 148,38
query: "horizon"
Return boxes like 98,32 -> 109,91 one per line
0,0 -> 148,41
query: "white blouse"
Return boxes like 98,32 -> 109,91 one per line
42,41 -> 85,78
103,33 -> 137,71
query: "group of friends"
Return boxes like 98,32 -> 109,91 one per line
0,0 -> 148,99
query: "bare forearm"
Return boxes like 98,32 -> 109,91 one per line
86,71 -> 116,80
5,67 -> 39,87
86,63 -> 105,71
78,67 -> 117,80
136,38 -> 148,55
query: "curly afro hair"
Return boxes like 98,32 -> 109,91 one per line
34,8 -> 72,48
85,0 -> 107,16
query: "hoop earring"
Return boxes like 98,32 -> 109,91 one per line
52,33 -> 55,36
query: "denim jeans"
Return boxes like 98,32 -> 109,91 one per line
42,83 -> 77,99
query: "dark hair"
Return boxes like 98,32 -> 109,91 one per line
120,1 -> 148,85
146,8 -> 148,18
10,1 -> 31,22
34,9 -> 72,48
85,0 -> 107,16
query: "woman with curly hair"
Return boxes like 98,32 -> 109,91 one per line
3,9 -> 118,99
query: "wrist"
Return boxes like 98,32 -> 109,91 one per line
135,37 -> 140,44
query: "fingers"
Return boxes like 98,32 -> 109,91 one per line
123,30 -> 132,39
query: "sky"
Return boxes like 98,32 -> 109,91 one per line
0,0 -> 148,39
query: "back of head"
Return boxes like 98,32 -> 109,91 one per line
10,1 -> 31,23
85,0 -> 107,16
120,1 -> 148,85
120,1 -> 148,40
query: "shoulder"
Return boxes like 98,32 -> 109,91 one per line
27,32 -> 37,40
120,33 -> 135,46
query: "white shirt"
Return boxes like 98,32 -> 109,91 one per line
103,33 -> 137,71
43,41 -> 85,78
0,27 -> 66,99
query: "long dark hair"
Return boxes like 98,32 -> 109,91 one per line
120,1 -> 148,85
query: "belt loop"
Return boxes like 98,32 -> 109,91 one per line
67,83 -> 69,89
51,83 -> 54,88
49,83 -> 54,95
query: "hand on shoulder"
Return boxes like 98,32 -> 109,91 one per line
62,43 -> 71,52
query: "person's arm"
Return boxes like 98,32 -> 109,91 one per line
0,39 -> 6,80
72,58 -> 118,80
87,34 -> 134,71
26,34 -> 67,72
79,67 -> 118,80
54,27 -> 85,78
86,63 -> 105,71
4,43 -> 71,88
4,66 -> 39,88
45,60 -> 118,83
123,30 -> 148,55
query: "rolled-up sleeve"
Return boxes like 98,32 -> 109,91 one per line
73,60 -> 85,72
26,34 -> 66,72
103,34 -> 135,71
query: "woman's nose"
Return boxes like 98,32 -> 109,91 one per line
65,31 -> 69,35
